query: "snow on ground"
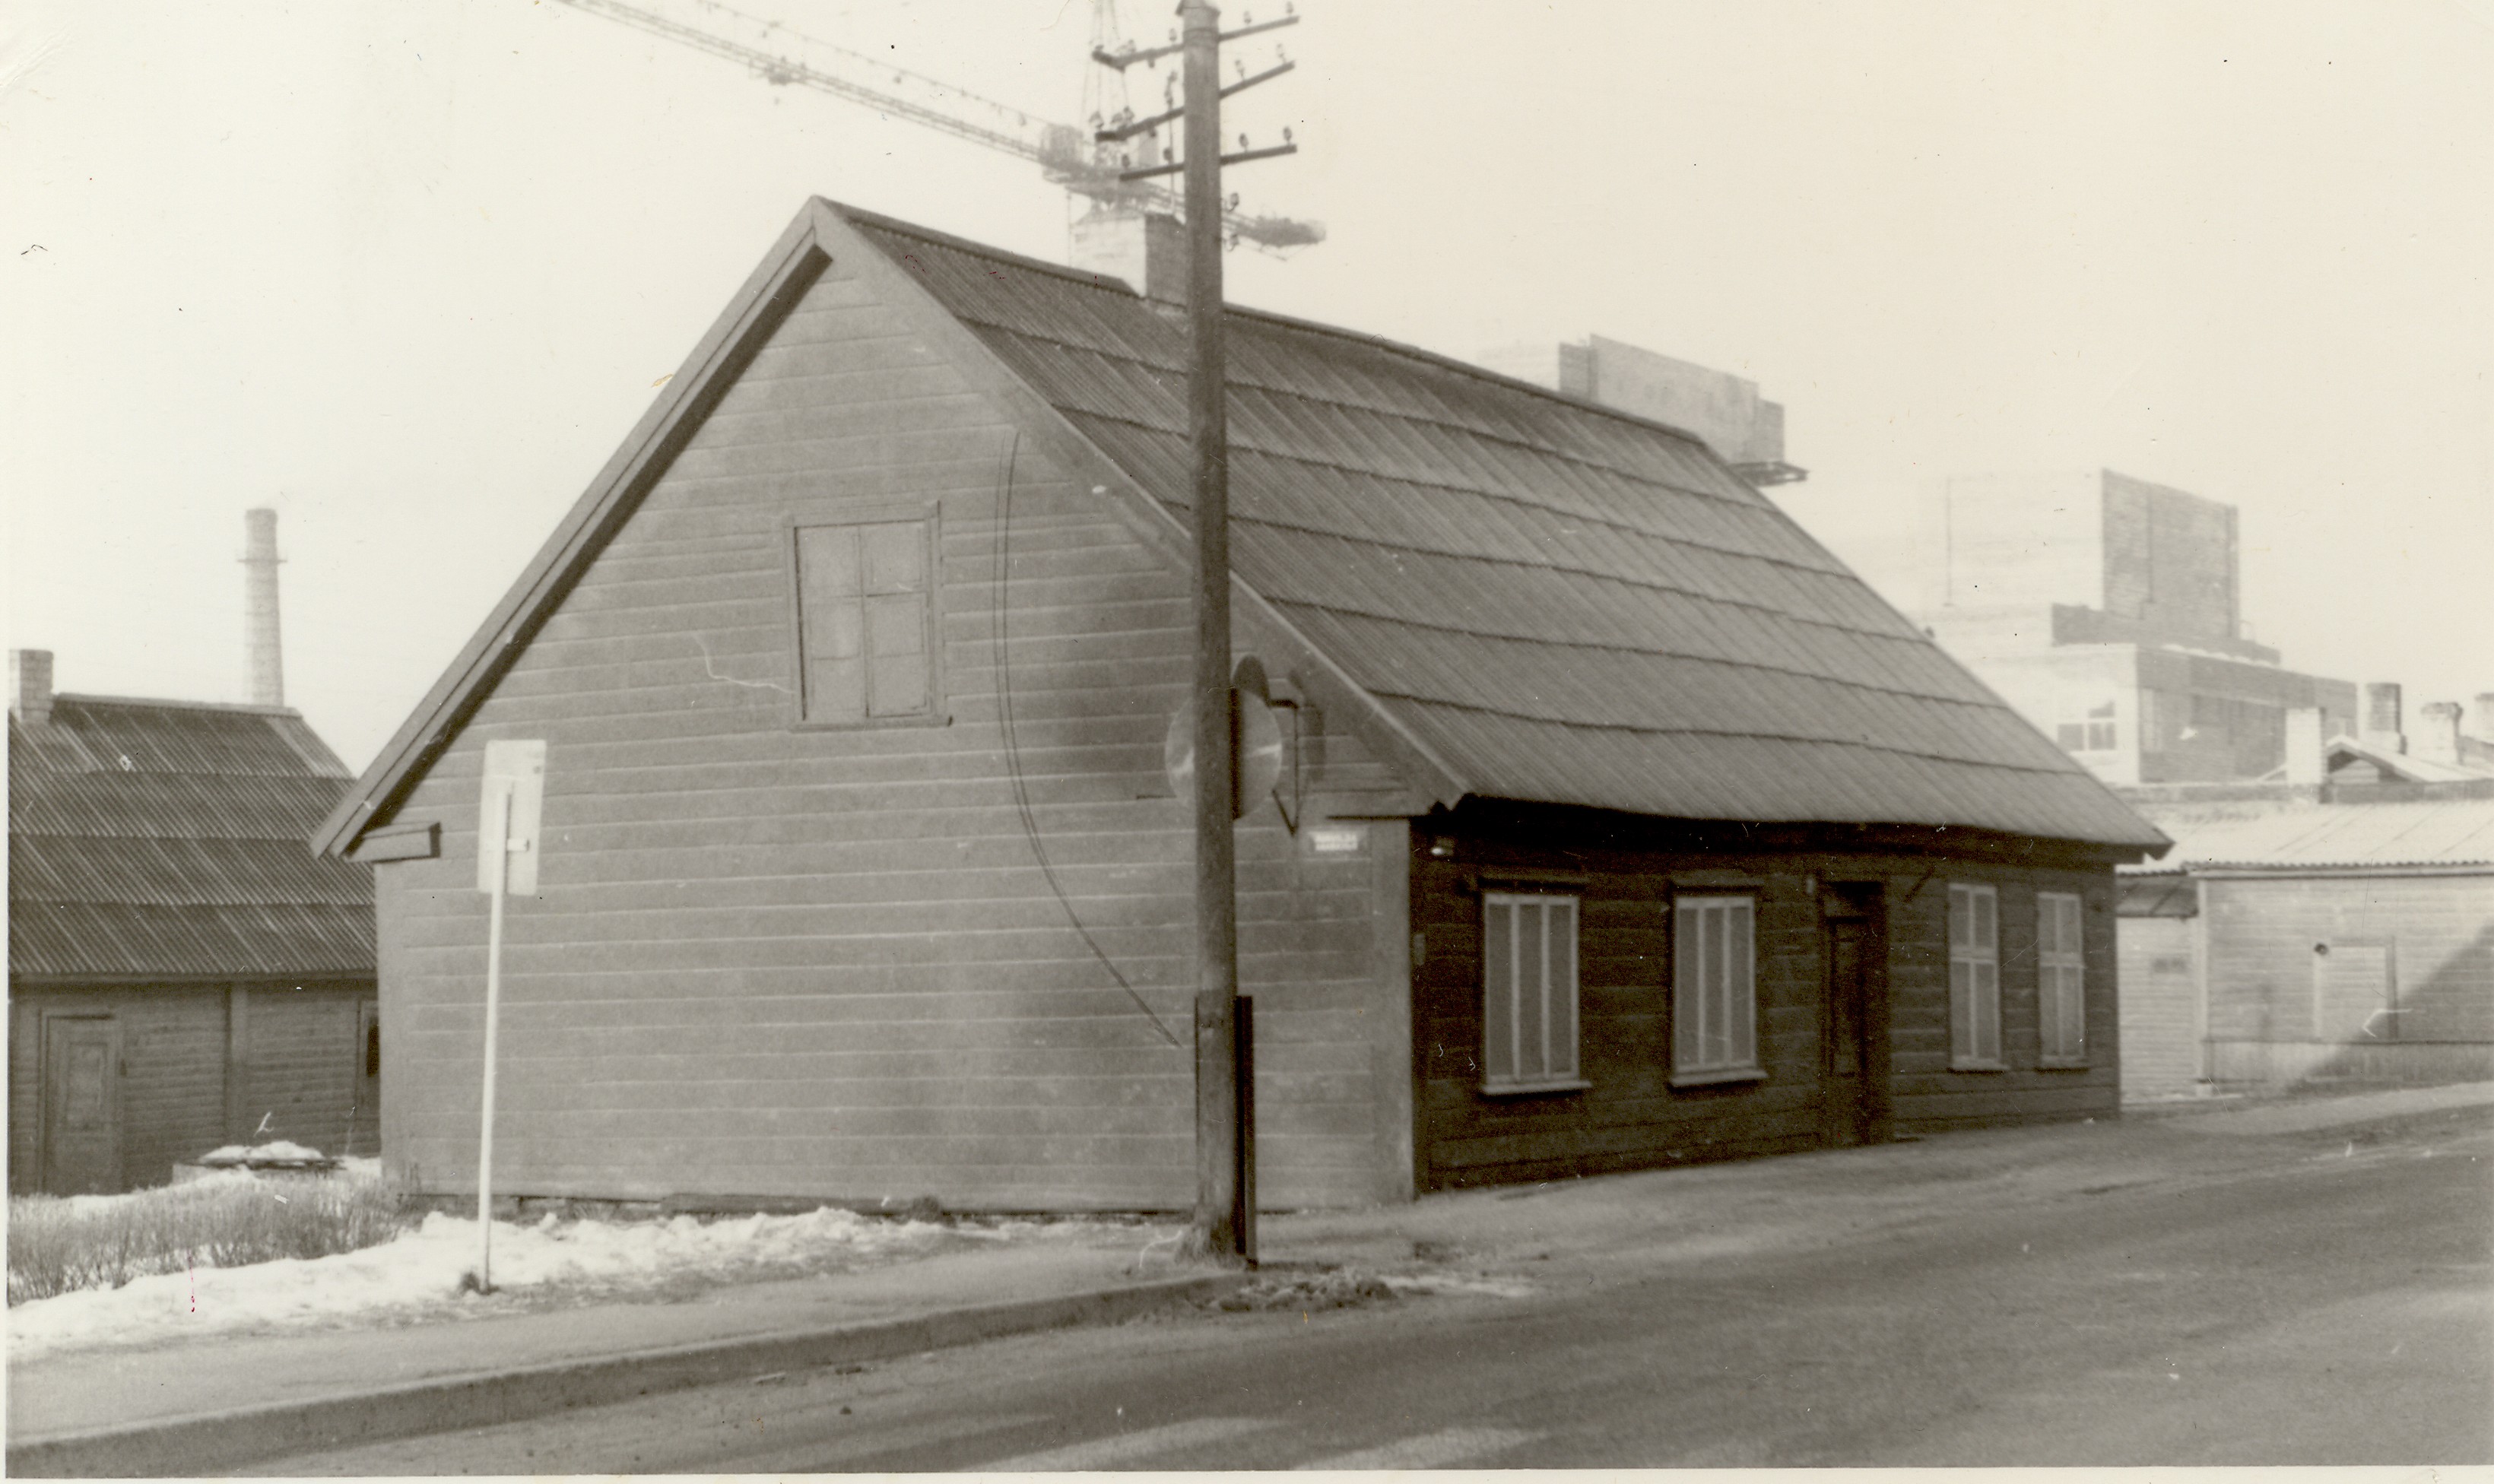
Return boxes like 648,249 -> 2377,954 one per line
195,1140 -> 328,1164
8,1176 -> 1163,1362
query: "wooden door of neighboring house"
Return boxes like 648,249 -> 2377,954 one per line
42,1014 -> 122,1194
1820,887 -> 1890,1146
353,999 -> 382,1159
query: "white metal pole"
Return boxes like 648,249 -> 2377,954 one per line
475,783 -> 511,1292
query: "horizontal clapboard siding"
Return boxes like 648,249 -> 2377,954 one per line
373,254 -> 1411,1211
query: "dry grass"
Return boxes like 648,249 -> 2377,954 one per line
8,1172 -> 410,1305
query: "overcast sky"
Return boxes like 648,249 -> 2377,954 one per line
7,0 -> 2490,771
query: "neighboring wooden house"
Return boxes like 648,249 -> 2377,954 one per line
9,651 -> 379,1194
316,201 -> 2166,1211
2118,797 -> 2494,1096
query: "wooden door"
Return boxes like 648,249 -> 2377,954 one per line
1820,894 -> 1889,1147
43,1016 -> 122,1194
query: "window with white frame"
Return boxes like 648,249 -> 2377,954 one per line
794,516 -> 938,725
1947,883 -> 2003,1068
1481,893 -> 1582,1092
1673,896 -> 1759,1082
2036,892 -> 2086,1066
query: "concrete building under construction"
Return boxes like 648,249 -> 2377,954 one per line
1908,470 -> 2358,787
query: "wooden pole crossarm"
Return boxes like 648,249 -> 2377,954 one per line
1092,11 -> 1296,71
1096,61 -> 1296,143
1118,141 -> 1297,182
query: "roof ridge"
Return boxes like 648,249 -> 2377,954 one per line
830,198 -> 1747,467
46,693 -> 306,718
966,317 -> 1784,523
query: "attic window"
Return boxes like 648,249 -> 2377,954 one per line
792,516 -> 942,726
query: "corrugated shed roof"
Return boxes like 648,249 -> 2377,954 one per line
847,208 -> 2163,850
2121,798 -> 2494,874
10,697 -> 375,980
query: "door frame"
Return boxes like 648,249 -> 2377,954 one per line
1820,883 -> 1891,1146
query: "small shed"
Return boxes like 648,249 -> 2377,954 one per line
319,201 -> 2166,1210
8,653 -> 379,1194
2118,797 -> 2494,1094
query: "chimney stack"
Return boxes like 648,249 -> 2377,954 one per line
243,508 -> 284,708
2361,681 -> 2404,755
2283,707 -> 2326,788
2415,702 -> 2464,768
1069,208 -> 1188,305
11,648 -> 54,727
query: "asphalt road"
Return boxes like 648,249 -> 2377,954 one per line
256,1108 -> 2494,1472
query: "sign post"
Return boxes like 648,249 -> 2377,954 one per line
472,739 -> 544,1292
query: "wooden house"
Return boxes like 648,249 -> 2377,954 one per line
316,201 -> 2166,1210
9,652 -> 379,1194
2118,796 -> 2494,1096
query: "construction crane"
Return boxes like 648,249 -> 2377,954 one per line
551,0 -> 1323,251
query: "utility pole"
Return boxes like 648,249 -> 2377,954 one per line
1180,0 -> 1241,1264
1100,0 -> 1301,1264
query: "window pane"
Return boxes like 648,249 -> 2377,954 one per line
798,525 -> 862,598
1973,889 -> 1996,951
807,656 -> 865,721
1674,902 -> 1701,1071
866,592 -> 930,716
1975,960 -> 2001,1061
1950,959 -> 1974,1055
1517,902 -> 1547,1078
862,521 -> 927,595
1728,900 -> 1755,1065
1483,901 -> 1514,1083
1551,900 -> 1579,1079
798,526 -> 866,722
1948,886 -> 1970,949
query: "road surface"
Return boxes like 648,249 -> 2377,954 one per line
255,1105 -> 2493,1472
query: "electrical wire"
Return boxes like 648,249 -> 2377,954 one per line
992,431 -> 1182,1048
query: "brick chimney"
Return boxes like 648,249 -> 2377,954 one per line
11,648 -> 54,726
2283,706 -> 2327,788
1070,208 -> 1188,305
2362,682 -> 2404,755
2415,702 -> 2464,767
243,507 -> 284,708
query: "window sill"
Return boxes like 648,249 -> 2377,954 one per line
2039,1058 -> 2089,1070
1670,1065 -> 1766,1089
1479,1077 -> 1591,1098
1949,1059 -> 2010,1073
792,712 -> 954,733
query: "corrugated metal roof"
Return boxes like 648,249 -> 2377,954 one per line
10,697 -> 375,980
846,208 -> 2163,850
2119,798 -> 2494,874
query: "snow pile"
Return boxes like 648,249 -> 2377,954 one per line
8,1200 -> 967,1362
195,1140 -> 329,1166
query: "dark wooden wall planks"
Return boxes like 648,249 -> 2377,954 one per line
1409,826 -> 2120,1191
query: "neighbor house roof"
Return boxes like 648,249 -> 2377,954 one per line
319,198 -> 2166,858
2121,797 -> 2494,875
11,696 -> 376,981
2258,733 -> 2492,787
